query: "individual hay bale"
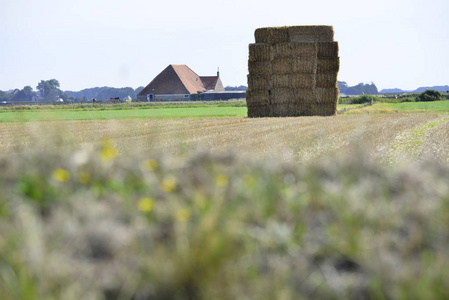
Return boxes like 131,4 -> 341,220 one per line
288,26 -> 334,37
247,105 -> 262,118
273,42 -> 317,59
271,74 -> 291,88
248,60 -> 272,75
288,26 -> 334,42
308,102 -> 337,116
272,58 -> 295,74
269,88 -> 293,104
255,27 -> 289,44
271,74 -> 316,89
247,75 -> 271,90
248,43 -> 274,62
317,57 -> 340,73
255,26 -> 334,44
317,42 -> 339,58
247,104 -> 271,118
289,74 -> 317,89
293,56 -> 318,74
270,104 -> 293,117
246,89 -> 270,105
316,74 -> 338,88
315,87 -> 340,104
291,88 -> 317,103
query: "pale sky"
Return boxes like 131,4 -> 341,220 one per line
1,0 -> 448,92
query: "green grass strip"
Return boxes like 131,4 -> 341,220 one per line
382,100 -> 449,112
0,107 -> 248,122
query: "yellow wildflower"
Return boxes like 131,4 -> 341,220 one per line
176,208 -> 190,222
143,158 -> 159,171
77,171 -> 90,184
100,138 -> 119,161
138,197 -> 154,213
215,174 -> 229,187
243,175 -> 257,188
52,168 -> 70,182
161,176 -> 177,192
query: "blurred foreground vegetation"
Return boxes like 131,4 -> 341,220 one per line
1,142 -> 449,300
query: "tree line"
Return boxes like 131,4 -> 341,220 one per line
337,81 -> 378,95
0,79 -> 145,102
1,80 -> 384,103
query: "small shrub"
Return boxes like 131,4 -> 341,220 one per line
400,97 -> 416,102
416,89 -> 443,102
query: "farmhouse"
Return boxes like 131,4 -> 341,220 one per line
137,64 -> 225,101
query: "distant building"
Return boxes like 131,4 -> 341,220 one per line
137,64 -> 225,101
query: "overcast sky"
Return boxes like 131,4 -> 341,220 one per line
1,0 -> 448,92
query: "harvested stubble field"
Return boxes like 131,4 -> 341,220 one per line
1,109 -> 449,300
1,113 -> 448,164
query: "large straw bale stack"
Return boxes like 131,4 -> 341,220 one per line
246,25 -> 339,117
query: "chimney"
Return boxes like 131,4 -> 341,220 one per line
217,67 -> 220,77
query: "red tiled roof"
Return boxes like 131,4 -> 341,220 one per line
172,65 -> 206,94
200,76 -> 219,90
138,64 -> 207,96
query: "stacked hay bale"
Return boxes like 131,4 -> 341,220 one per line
247,26 -> 339,117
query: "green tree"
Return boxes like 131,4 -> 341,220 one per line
416,89 -> 442,102
12,86 -> 34,102
37,79 -> 61,101
0,90 -> 13,102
